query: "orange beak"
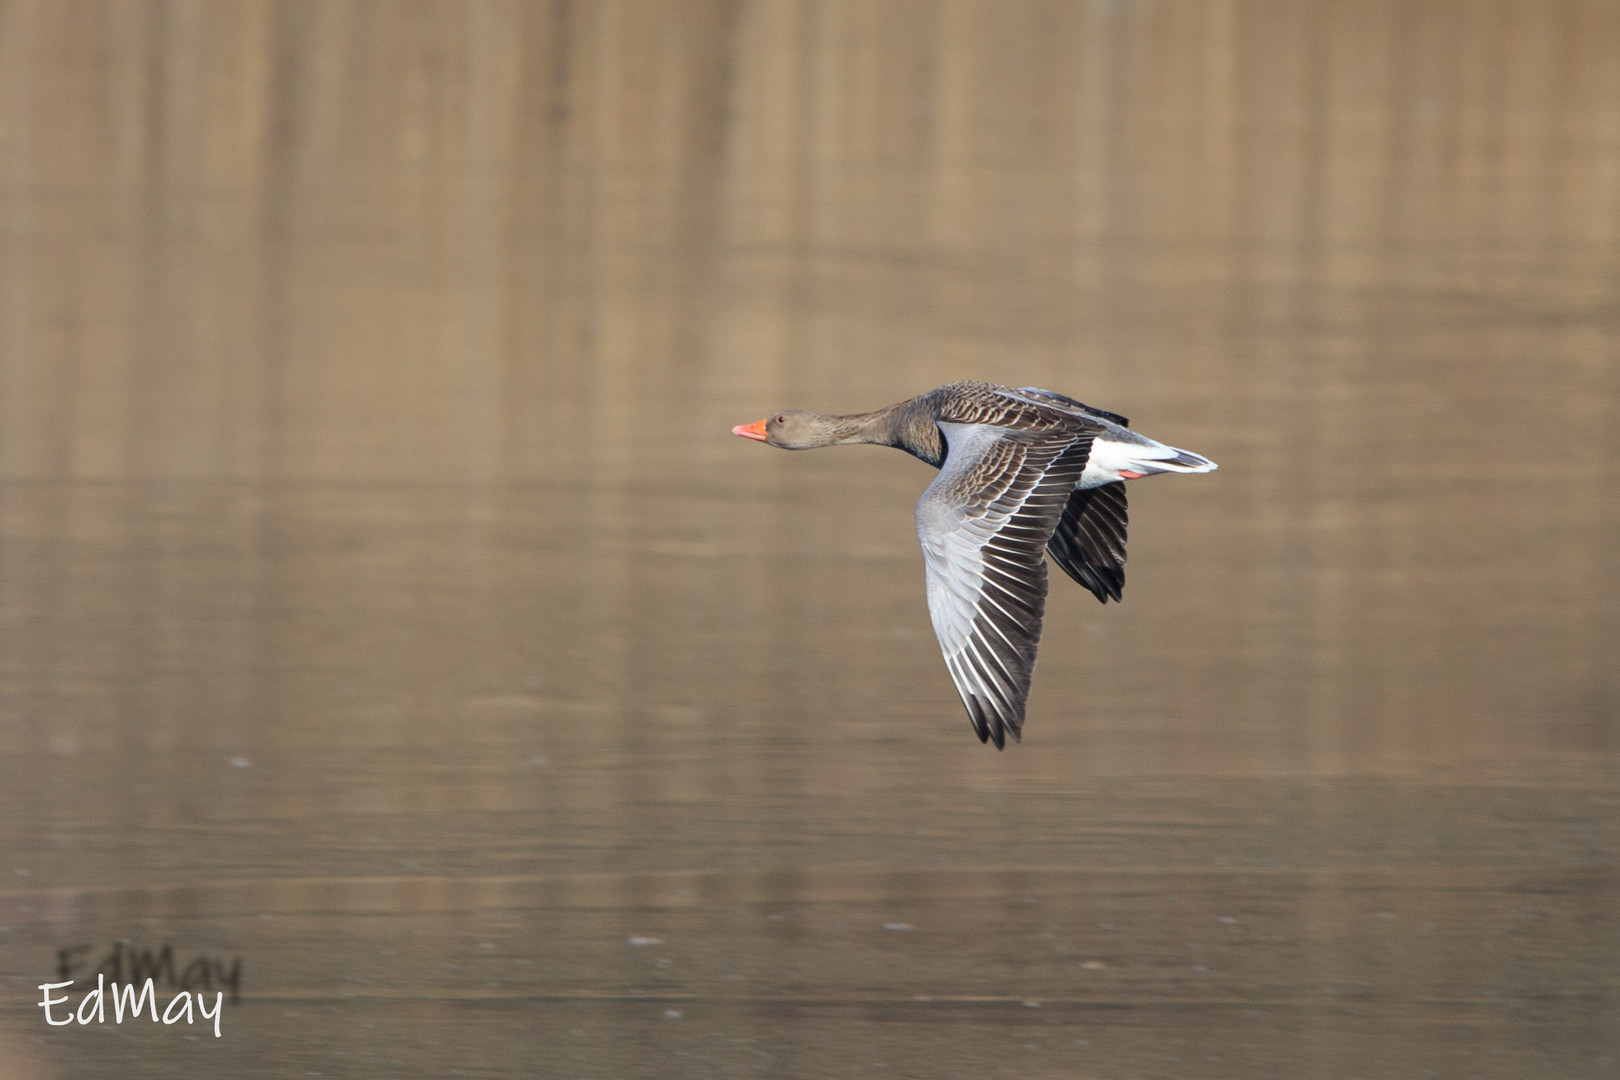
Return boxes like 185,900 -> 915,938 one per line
732,418 -> 769,442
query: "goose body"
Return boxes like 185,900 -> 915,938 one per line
733,381 -> 1215,748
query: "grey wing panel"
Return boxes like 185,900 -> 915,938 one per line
917,427 -> 1095,748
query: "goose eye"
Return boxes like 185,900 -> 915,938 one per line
775,415 -> 786,424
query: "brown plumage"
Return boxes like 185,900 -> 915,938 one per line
733,381 -> 1216,748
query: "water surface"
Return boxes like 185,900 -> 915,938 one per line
0,3 -> 1616,1077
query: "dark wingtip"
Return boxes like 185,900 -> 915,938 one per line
966,695 -> 1012,749
969,698 -> 993,744
1098,574 -> 1124,603
958,674 -> 1034,750
1088,584 -> 1119,604
1060,560 -> 1124,604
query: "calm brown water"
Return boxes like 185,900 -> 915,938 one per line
1,2 -> 1617,1077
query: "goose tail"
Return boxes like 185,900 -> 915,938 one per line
1134,446 -> 1217,475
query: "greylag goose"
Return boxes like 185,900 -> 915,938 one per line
733,381 -> 1215,748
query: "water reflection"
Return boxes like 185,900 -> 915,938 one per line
1,1 -> 1616,1077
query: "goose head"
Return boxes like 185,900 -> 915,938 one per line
731,411 -> 839,450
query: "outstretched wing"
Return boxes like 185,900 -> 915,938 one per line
916,423 -> 1094,748
1047,481 -> 1129,603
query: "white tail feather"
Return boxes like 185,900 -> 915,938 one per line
1082,436 -> 1217,487
1140,447 -> 1217,474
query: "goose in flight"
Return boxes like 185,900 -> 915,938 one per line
733,381 -> 1215,748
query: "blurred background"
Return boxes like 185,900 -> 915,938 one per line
0,1 -> 1615,1077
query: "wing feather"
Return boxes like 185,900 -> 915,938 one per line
916,422 -> 1095,748
1013,386 -> 1131,428
1047,481 -> 1129,603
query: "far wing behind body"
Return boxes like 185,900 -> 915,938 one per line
1014,386 -> 1130,428
1047,481 -> 1129,603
